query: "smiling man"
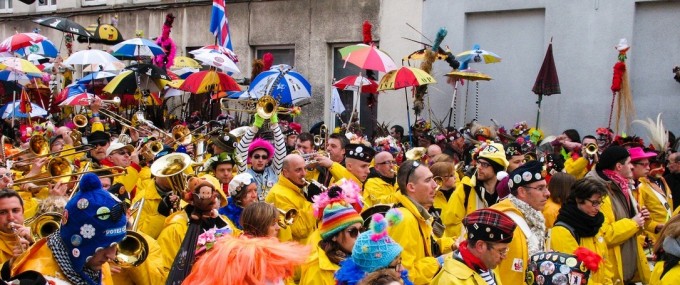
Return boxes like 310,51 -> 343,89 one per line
491,160 -> 549,285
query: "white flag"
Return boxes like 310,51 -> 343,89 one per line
331,87 -> 345,114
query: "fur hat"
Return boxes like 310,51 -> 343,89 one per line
59,173 -> 127,274
247,138 -> 275,163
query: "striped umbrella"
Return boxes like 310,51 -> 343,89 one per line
333,75 -> 378,93
15,39 -> 59,58
0,33 -> 47,52
111,38 -> 165,57
179,70 -> 240,94
248,64 -> 311,105
377,66 -> 436,91
0,58 -> 43,76
338,43 -> 397,72
59,92 -> 99,106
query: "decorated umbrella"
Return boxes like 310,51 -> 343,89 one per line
83,61 -> 126,73
171,67 -> 198,79
15,39 -> 59,58
444,69 -> 493,126
333,75 -> 378,93
0,100 -> 48,118
0,57 -> 43,75
125,63 -> 171,81
25,54 -> 50,65
193,52 -> 240,74
77,16 -> 124,45
0,70 -> 41,83
248,65 -> 311,105
58,92 -> 99,106
377,66 -> 436,146
33,16 -> 93,38
0,33 -> 47,52
456,44 -> 502,68
189,45 -> 238,62
64,49 -> 121,66
111,38 -> 165,58
178,70 -> 240,94
171,56 -> 201,69
77,71 -> 117,84
338,44 -> 397,72
103,70 -> 167,95
55,83 -> 87,104
532,40 -> 560,129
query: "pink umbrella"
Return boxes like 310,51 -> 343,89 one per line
338,44 -> 397,72
333,75 -> 378,93
58,92 -> 100,106
0,33 -> 47,52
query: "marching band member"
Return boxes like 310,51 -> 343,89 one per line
218,173 -> 259,236
0,189 -> 34,265
363,151 -> 398,207
490,160 -> 549,285
327,133 -> 349,165
1,166 -> 38,220
565,135 -> 600,179
101,141 -> 141,200
265,154 -> 316,244
316,142 -> 375,189
630,147 -> 671,244
10,174 -> 126,285
235,112 -> 286,201
203,151 -> 237,193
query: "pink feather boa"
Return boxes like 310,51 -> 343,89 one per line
154,13 -> 177,69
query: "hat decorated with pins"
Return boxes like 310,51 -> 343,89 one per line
525,248 -> 599,285
210,133 -> 238,153
350,209 -> 403,273
59,173 -> 127,276
507,160 -> 545,191
464,208 -> 516,243
345,143 -> 376,163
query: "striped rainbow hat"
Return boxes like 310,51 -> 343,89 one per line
319,202 -> 363,240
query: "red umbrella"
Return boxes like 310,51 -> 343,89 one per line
178,70 -> 241,94
532,40 -> 560,128
0,33 -> 47,52
333,75 -> 378,93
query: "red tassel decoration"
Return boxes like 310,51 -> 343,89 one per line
362,20 -> 372,45
611,61 -> 625,92
574,246 -> 602,272
262,53 -> 274,71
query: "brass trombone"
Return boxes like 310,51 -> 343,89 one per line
13,166 -> 127,186
114,198 -> 149,267
219,95 -> 297,119
24,212 -> 62,241
7,135 -> 94,161
277,208 -> 298,229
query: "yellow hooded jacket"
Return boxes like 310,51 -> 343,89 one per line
638,177 -> 672,243
550,226 -> 614,285
441,175 -> 487,239
299,244 -> 339,285
650,260 -> 680,285
431,254 -> 503,285
265,174 -> 317,244
363,176 -> 397,208
490,198 -> 532,285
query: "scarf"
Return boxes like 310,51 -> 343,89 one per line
218,197 -> 244,229
458,240 -> 488,272
508,195 -> 546,256
47,234 -> 101,285
602,169 -> 631,205
554,203 -> 605,238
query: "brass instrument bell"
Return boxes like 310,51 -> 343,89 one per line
584,143 -> 599,156
26,212 -> 62,240
277,208 -> 298,229
256,94 -> 277,120
114,231 -> 149,267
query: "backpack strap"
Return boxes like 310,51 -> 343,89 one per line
554,221 -> 580,243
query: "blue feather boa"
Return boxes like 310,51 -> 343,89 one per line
218,197 -> 243,229
334,258 -> 413,285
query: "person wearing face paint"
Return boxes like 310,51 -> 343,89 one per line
235,112 -> 286,201
585,146 -> 651,285
551,178 -> 615,285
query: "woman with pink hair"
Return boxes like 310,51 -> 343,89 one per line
235,112 -> 286,201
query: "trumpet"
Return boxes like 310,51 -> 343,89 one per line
219,95 -> 297,119
71,115 -> 87,146
303,178 -> 327,192
584,143 -> 599,156
80,96 -> 121,107
277,208 -> 298,229
291,150 -> 329,166
114,198 -> 149,268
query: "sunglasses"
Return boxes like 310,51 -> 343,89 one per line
94,141 -> 109,147
376,160 -> 397,165
252,154 -> 269,160
405,160 -> 421,185
345,226 -> 364,238
113,150 -> 130,156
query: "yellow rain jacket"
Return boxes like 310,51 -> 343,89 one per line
431,254 -> 503,285
265,174 -> 317,244
650,260 -> 680,285
11,238 -> 114,285
490,198 -> 532,285
299,244 -> 339,285
586,171 -> 651,284
565,156 -> 589,179
441,175 -> 488,239
542,198 -> 560,229
363,176 -> 397,208
132,179 -> 167,239
638,177 -> 672,243
550,226 -> 614,285
111,231 -> 168,285
156,210 -> 189,272
329,162 -> 362,188
18,191 -> 38,220
387,192 -> 440,285
0,231 -> 20,265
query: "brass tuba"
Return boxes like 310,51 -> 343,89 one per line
150,153 -> 193,208
25,212 -> 62,240
277,208 -> 298,229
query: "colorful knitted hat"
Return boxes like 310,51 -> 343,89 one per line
319,203 -> 363,240
351,209 -> 403,273
59,173 -> 127,274
477,142 -> 509,171
247,138 -> 275,163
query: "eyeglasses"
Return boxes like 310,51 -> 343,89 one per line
376,160 -> 397,165
94,141 -> 109,147
252,154 -> 269,160
112,150 -> 130,156
477,160 -> 492,169
586,199 -> 603,207
486,242 -> 510,256
522,185 -> 549,192
405,161 -> 421,185
345,226 -> 364,238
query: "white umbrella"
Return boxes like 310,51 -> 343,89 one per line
64,49 -> 121,66
0,101 -> 48,118
26,54 -> 46,65
193,52 -> 240,74
83,61 -> 126,73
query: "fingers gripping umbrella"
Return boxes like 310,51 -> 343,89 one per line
532,40 -> 560,129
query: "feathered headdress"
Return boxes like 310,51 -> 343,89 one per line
633,113 -> 668,151
413,28 -> 447,116
312,179 -> 363,218
153,13 -> 177,69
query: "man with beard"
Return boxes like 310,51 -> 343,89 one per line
363,151 -> 397,207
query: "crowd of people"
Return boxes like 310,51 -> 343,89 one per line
1,92 -> 680,285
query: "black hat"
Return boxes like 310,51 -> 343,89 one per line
505,142 -> 523,159
210,133 -> 238,153
345,143 -> 375,163
508,160 -> 545,191
596,146 -> 630,171
87,131 -> 110,145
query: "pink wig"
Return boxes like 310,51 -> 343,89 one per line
153,13 -> 176,69
247,138 -> 275,163
183,235 -> 310,285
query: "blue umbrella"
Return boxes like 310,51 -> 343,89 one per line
227,90 -> 253,99
15,39 -> 59,58
0,100 -> 48,118
111,38 -> 165,57
248,64 -> 311,105
63,83 -> 87,98
77,71 -> 117,84
0,70 -> 42,82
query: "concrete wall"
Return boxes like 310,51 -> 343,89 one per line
421,0 -> 680,143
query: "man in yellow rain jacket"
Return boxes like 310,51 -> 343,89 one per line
11,173 -> 125,285
387,160 -> 444,285
491,160 -> 549,285
316,143 -> 375,190
442,142 -> 508,239
0,189 -> 34,265
266,154 -> 316,244
363,151 -> 398,207
585,146 -> 651,284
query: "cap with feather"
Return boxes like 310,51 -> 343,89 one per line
633,113 -> 668,151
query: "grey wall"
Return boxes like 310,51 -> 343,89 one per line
422,0 -> 680,143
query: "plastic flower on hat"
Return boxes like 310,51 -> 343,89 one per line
345,132 -> 370,146
510,121 -> 529,137
80,224 -> 96,239
312,178 -> 363,218
289,106 -> 302,117
194,226 -> 232,257
374,136 -> 398,154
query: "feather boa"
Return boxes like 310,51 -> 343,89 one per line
335,258 -> 414,285
154,13 -> 177,69
312,179 -> 363,218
